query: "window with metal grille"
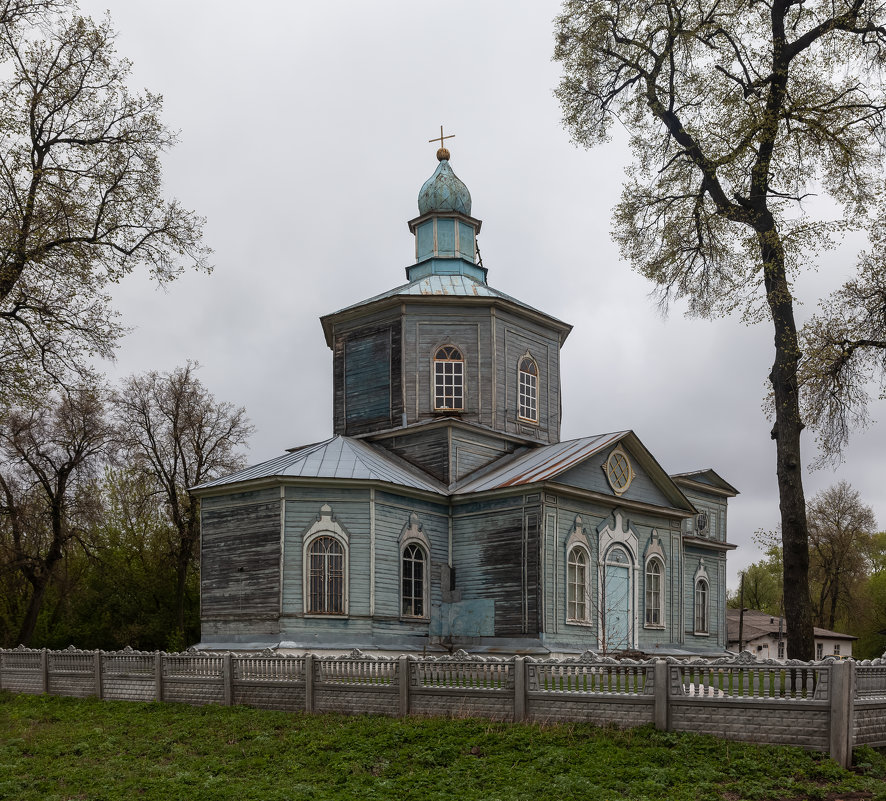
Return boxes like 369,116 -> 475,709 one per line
308,536 -> 344,614
518,356 -> 538,422
401,543 -> 426,617
567,547 -> 587,621
645,559 -> 662,626
694,579 -> 708,633
433,345 -> 464,411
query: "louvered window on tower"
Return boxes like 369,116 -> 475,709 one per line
434,346 -> 464,411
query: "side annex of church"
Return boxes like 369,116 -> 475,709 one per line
192,146 -> 738,656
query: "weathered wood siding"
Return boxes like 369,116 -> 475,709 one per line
451,495 -> 541,637
556,449 -> 674,509
450,427 -> 516,482
374,427 -> 451,483
200,489 -> 281,623
333,317 -> 402,436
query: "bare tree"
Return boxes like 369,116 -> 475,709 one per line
113,363 -> 253,643
807,481 -> 876,631
0,4 -> 209,402
554,0 -> 886,659
0,388 -> 113,645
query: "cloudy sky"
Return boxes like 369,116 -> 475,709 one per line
76,0 -> 884,589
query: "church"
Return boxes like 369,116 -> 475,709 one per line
192,142 -> 738,657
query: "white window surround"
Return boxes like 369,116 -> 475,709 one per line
432,343 -> 465,412
595,511 -> 640,649
517,351 -> 539,424
644,530 -> 667,630
565,516 -> 593,625
399,512 -> 431,620
693,560 -> 709,636
302,503 -> 349,617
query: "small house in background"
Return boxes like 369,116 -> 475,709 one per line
726,608 -> 857,660
191,146 -> 738,657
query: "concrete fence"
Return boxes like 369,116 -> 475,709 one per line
2,646 -> 885,768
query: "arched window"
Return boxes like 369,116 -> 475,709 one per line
433,346 -> 464,411
645,558 -> 663,626
401,542 -> 427,617
518,355 -> 538,422
567,546 -> 588,622
307,536 -> 345,614
694,579 -> 708,634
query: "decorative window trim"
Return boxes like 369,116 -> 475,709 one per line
693,559 -> 709,636
302,504 -> 349,617
595,511 -> 640,649
566,543 -> 592,625
432,343 -> 465,412
517,351 -> 539,424
644,556 -> 665,630
399,512 -> 430,620
604,446 -> 634,496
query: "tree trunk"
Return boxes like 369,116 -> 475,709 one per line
16,571 -> 51,646
760,227 -> 815,661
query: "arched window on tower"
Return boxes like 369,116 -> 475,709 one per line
433,346 -> 464,411
518,354 -> 538,422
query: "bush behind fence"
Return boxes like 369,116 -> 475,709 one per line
2,646 -> 885,768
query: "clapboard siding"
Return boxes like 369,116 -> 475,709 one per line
375,427 -> 451,483
451,428 -> 516,481
201,501 -> 280,618
451,504 -> 541,637
333,319 -> 402,435
557,449 -> 674,509
281,492 -> 371,622
201,488 -> 279,510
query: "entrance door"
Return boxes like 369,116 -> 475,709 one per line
603,546 -> 631,651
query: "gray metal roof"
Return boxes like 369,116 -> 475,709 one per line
330,274 -> 564,322
191,435 -> 447,494
452,432 -> 630,494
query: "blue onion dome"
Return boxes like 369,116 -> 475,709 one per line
417,149 -> 472,216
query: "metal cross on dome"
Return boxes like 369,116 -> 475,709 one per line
429,125 -> 455,149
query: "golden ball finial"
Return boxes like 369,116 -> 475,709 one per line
437,147 -> 450,161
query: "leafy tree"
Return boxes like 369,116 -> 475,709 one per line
113,363 -> 252,645
806,480 -> 876,630
0,387 -> 114,645
554,0 -> 886,660
728,556 -> 782,616
0,3 -> 209,403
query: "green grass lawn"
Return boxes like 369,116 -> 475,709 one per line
1,691 -> 884,801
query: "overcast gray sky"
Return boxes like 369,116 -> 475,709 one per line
77,0 -> 884,590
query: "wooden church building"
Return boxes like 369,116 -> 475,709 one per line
192,145 -> 738,656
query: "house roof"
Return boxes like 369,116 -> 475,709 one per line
190,435 -> 447,495
671,469 -> 739,497
725,609 -> 857,642
452,430 -> 696,512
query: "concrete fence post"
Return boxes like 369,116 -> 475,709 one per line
94,651 -> 103,699
223,653 -> 233,706
829,660 -> 854,768
154,652 -> 163,703
41,648 -> 49,694
513,656 -> 526,722
304,654 -> 314,713
653,660 -> 668,731
398,655 -> 410,717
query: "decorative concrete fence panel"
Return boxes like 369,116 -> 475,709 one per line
854,665 -> 886,748
667,661 -> 833,753
4,645 -> 886,768
410,654 -> 514,720
526,657 -> 655,727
